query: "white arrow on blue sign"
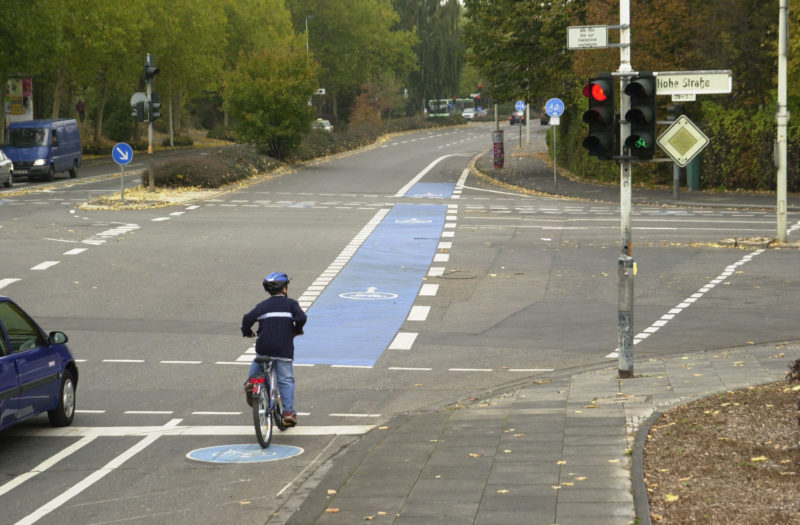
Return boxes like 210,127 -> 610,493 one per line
112,142 -> 133,166
515,100 -> 527,113
545,98 -> 565,117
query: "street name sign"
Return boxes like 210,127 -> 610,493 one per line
567,26 -> 608,49
657,115 -> 709,167
655,70 -> 732,95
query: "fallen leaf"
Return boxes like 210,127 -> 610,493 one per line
665,494 -> 679,502
557,460 -> 567,465
325,508 -> 341,513
327,489 -> 337,495
751,456 -> 768,462
378,426 -> 389,430
574,476 -> 587,481
497,489 -> 510,494
469,453 -> 482,458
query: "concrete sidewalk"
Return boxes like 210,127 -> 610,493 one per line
276,344 -> 799,524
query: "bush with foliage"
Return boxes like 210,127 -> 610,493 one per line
146,145 -> 281,189
224,45 -> 317,160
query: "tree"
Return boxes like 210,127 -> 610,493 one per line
463,0 -> 579,107
393,0 -> 463,113
290,0 -> 416,121
224,45 -> 318,159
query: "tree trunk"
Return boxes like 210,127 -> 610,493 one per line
51,69 -> 65,118
94,82 -> 108,142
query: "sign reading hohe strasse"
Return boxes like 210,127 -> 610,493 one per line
655,70 -> 732,95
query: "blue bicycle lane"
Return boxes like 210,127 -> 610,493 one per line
294,183 -> 455,367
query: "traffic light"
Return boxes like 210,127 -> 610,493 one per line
144,64 -> 160,83
132,101 -> 146,121
149,92 -> 161,122
624,72 -> 656,159
477,83 -> 482,102
581,73 -> 616,160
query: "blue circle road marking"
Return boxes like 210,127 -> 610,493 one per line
112,142 -> 134,166
186,444 -> 304,464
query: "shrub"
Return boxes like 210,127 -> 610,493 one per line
146,144 -> 281,189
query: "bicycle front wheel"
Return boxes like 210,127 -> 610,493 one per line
253,387 -> 273,448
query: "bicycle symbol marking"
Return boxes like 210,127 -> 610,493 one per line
339,287 -> 398,300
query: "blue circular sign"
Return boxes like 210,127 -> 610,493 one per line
545,98 -> 565,118
112,142 -> 133,166
514,100 -> 527,113
186,444 -> 304,464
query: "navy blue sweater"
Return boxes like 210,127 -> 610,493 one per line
241,295 -> 307,360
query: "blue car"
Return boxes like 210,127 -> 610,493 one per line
0,296 -> 78,430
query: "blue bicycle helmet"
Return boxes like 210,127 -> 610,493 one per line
263,272 -> 290,294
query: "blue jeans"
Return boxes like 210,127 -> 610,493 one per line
247,358 -> 295,414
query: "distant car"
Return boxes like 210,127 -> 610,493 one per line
509,112 -> 526,125
0,149 -> 13,188
0,296 -> 78,431
540,114 -> 550,126
312,118 -> 333,132
461,108 -> 476,120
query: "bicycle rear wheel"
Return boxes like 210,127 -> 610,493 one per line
271,368 -> 288,431
253,386 -> 273,448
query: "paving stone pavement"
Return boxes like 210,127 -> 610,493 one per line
273,343 -> 799,525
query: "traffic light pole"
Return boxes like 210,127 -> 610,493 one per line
617,0 -> 635,379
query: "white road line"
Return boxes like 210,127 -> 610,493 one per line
0,278 -> 21,289
419,283 -> 439,296
124,410 -> 174,415
31,261 -> 59,271
0,435 -> 97,497
102,359 -> 145,363
394,155 -> 456,197
7,424 -> 374,438
63,248 -> 87,255
449,368 -> 493,372
605,248 -> 766,359
508,368 -> 554,373
407,305 -> 430,321
191,411 -> 241,416
389,332 -> 417,350
160,360 -> 202,364
328,413 -> 381,418
388,366 -> 432,371
15,419 -> 182,525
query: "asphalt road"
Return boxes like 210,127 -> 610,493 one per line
0,123 -> 797,524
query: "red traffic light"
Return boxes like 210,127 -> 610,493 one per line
583,82 -> 608,101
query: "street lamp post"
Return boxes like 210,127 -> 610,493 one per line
305,15 -> 314,60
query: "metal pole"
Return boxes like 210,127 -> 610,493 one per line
526,103 -> 530,145
672,163 -> 680,200
776,0 -> 789,242
120,164 -> 125,202
618,0 -> 634,378
146,54 -> 154,190
553,129 -> 558,188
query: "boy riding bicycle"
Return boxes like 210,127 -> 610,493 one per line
242,272 -> 306,426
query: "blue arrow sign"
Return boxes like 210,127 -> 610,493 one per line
515,100 -> 527,113
112,142 -> 133,166
545,98 -> 565,117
